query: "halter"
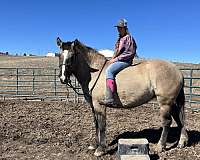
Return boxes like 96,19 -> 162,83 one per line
59,51 -> 75,81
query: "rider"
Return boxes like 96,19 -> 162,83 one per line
99,19 -> 137,107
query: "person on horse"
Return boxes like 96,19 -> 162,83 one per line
99,18 -> 137,107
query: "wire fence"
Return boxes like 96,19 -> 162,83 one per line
0,67 -> 199,110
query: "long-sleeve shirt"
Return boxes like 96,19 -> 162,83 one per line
114,34 -> 137,62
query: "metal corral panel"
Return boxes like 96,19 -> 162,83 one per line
0,68 -> 199,108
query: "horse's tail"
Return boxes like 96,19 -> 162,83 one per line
176,80 -> 185,126
175,79 -> 189,147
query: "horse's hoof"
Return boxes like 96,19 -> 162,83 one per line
94,146 -> 105,157
88,144 -> 97,150
156,143 -> 166,153
178,137 -> 188,148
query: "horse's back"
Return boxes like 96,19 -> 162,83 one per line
119,59 -> 182,85
117,59 -> 183,105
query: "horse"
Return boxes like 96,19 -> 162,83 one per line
56,37 -> 188,157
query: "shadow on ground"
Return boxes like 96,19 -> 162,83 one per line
106,127 -> 200,160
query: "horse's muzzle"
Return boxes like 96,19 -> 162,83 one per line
59,75 -> 69,84
60,78 -> 67,84
59,67 -> 72,84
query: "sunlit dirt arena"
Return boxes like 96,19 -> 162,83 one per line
0,100 -> 200,160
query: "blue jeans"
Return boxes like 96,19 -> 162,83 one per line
106,61 -> 131,79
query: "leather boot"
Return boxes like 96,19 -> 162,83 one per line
99,79 -> 121,107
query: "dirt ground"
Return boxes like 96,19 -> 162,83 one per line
0,100 -> 200,160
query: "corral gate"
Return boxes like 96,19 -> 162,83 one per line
0,68 -> 83,102
180,68 -> 200,111
0,68 -> 199,110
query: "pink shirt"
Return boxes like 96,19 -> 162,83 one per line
114,34 -> 136,62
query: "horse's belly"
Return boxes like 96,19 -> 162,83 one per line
118,84 -> 154,107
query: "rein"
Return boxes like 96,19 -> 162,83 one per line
66,59 -> 107,96
66,79 -> 84,95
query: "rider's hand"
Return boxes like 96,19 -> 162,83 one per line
109,58 -> 117,64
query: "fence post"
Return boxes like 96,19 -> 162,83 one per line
16,68 -> 19,95
32,69 -> 35,95
74,78 -> 77,103
189,69 -> 193,108
54,69 -> 57,96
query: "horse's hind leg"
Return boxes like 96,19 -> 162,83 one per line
171,104 -> 188,148
157,104 -> 172,152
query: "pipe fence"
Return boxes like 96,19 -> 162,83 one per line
180,68 -> 200,111
0,68 -> 83,102
0,67 -> 199,110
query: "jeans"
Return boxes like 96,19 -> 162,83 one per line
106,61 -> 131,80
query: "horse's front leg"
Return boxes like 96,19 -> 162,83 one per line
83,93 -> 99,151
93,100 -> 107,157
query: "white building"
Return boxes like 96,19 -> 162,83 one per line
98,49 -> 114,58
46,52 -> 55,57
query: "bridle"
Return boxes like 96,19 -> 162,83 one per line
59,51 -> 108,96
59,50 -> 75,81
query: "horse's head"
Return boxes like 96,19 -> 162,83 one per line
57,37 -> 82,84
57,37 -> 106,84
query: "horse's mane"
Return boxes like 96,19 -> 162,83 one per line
74,40 -> 107,71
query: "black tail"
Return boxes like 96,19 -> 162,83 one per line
176,82 -> 185,126
176,84 -> 185,108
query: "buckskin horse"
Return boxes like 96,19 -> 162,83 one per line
56,37 -> 188,157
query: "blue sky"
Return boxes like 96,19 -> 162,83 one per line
0,0 -> 199,63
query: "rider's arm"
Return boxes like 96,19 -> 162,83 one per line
117,35 -> 136,61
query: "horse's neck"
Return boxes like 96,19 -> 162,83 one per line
73,56 -> 91,94
83,50 -> 107,71
76,50 -> 106,95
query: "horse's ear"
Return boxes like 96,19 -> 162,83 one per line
73,39 -> 79,46
56,37 -> 62,47
71,41 -> 75,51
71,39 -> 80,52
74,39 -> 79,43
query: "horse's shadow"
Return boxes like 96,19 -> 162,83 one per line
107,127 -> 200,160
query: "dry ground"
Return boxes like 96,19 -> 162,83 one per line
0,56 -> 58,68
0,56 -> 199,160
1,100 -> 200,160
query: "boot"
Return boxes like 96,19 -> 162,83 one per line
99,79 -> 121,107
